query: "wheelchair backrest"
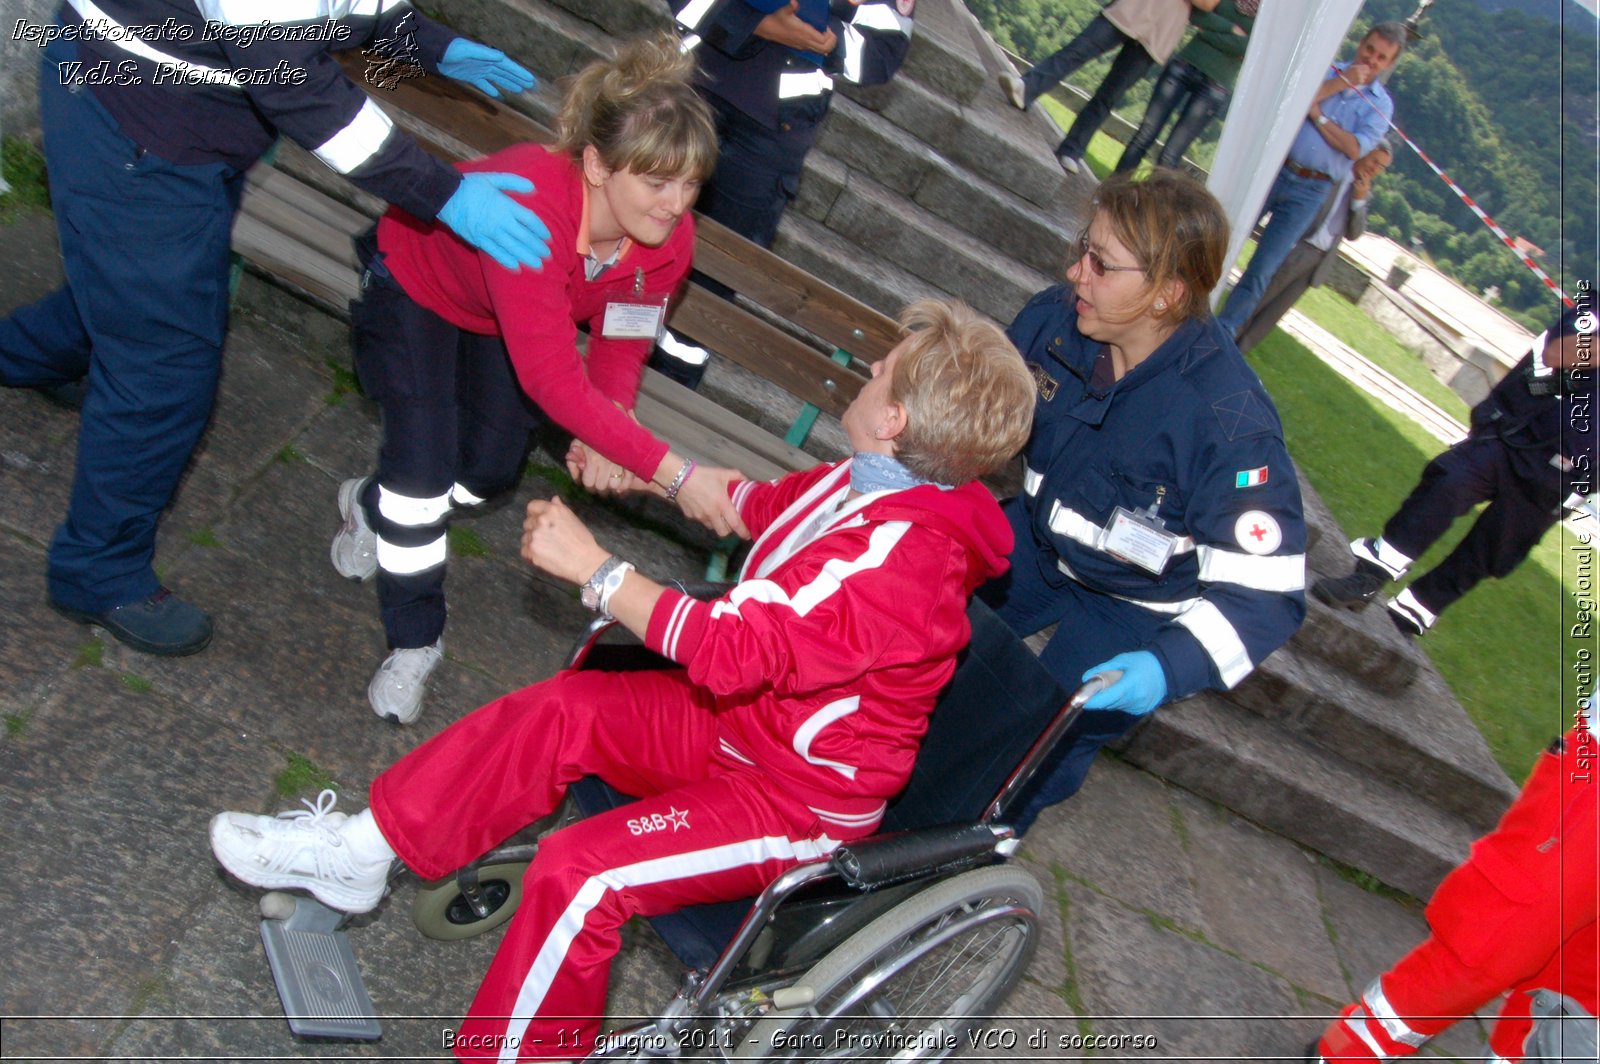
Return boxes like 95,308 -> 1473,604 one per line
880,597 -> 1068,832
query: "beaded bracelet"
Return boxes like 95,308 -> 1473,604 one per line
664,459 -> 696,502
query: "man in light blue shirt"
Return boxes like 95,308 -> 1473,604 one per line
1218,22 -> 1404,338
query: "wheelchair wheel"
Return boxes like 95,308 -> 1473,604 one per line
412,862 -> 527,941
744,866 -> 1042,1060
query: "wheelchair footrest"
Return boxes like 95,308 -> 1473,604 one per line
259,894 -> 382,1042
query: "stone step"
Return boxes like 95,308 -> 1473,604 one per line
1229,638 -> 1516,829
1114,691 -> 1487,901
779,165 -> 1058,325
774,210 -> 956,321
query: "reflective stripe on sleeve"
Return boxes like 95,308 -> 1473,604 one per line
376,533 -> 447,575
197,0 -> 389,22
839,23 -> 866,82
778,69 -> 834,99
1195,546 -> 1306,592
849,2 -> 913,35
1023,467 -> 1042,497
674,0 -> 718,32
313,96 -> 396,174
66,0 -> 237,86
1173,600 -> 1253,687
377,484 -> 452,527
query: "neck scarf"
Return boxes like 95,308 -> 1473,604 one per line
850,451 -> 947,494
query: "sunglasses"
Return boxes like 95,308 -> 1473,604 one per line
1074,233 -> 1144,276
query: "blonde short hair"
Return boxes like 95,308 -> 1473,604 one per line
888,300 -> 1035,485
554,34 -> 718,181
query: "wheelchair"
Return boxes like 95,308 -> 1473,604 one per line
257,593 -> 1098,1059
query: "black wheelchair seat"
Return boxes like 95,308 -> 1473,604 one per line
569,597 -> 1068,970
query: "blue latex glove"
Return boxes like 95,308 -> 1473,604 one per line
439,38 -> 535,98
1081,651 -> 1168,715
438,172 -> 552,272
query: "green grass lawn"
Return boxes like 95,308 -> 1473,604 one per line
1249,329 -> 1591,777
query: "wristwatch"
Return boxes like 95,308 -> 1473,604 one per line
580,556 -> 636,613
581,555 -> 628,611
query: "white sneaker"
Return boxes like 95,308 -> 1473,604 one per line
1056,154 -> 1082,175
209,790 -> 390,913
331,477 -> 378,582
999,71 -> 1028,110
369,638 -> 443,725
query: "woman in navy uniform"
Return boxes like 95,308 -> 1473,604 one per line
982,170 -> 1307,831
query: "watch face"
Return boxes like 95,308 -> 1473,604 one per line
581,584 -> 602,609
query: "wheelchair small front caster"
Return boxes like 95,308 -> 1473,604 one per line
412,861 -> 528,941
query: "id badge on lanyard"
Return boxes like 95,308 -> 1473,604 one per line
1101,487 -> 1180,575
602,268 -> 669,340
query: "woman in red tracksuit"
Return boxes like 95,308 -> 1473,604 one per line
1312,709 -> 1598,1062
337,35 -> 749,725
211,299 -> 1038,1061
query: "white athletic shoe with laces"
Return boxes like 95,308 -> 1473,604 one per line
209,789 -> 390,913
368,638 -> 443,725
331,476 -> 378,581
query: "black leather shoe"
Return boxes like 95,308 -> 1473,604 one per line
1311,561 -> 1388,610
52,587 -> 213,656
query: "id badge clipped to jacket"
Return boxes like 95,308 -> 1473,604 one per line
1102,489 -> 1180,575
602,268 -> 669,341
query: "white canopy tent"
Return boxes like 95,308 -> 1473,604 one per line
1205,0 -> 1369,307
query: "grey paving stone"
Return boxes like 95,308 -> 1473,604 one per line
0,385 -> 79,547
0,669 -> 286,1060
1174,787 -> 1348,1002
1020,756 -> 1207,934
1312,859 -> 1428,998
1065,883 -> 1312,1061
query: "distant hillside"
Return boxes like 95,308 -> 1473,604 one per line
964,0 -> 1596,328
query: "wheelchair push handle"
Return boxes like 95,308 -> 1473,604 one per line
1070,669 -> 1123,710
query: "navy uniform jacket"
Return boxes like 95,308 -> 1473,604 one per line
1009,284 -> 1307,699
59,0 -> 462,221
1471,305 -> 1596,500
675,0 -> 914,137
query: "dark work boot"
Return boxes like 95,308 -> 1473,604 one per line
52,587 -> 213,656
1311,559 -> 1389,610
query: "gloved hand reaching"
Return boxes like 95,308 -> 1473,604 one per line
438,172 -> 552,272
1080,651 -> 1168,715
439,38 -> 536,98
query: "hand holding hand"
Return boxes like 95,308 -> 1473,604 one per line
440,38 -> 536,98
754,0 -> 838,53
672,465 -> 750,539
438,171 -> 552,271
1080,651 -> 1168,715
566,440 -> 644,495
522,497 -> 608,585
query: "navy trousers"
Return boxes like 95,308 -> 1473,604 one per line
0,38 -> 243,613
1384,434 -> 1563,618
980,497 -> 1166,832
350,245 -> 541,649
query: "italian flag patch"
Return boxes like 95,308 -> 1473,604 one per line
1235,467 -> 1269,488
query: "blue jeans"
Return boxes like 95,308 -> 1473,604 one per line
1021,14 -> 1154,161
1115,58 -> 1229,174
1217,167 -> 1338,337
0,38 -> 243,613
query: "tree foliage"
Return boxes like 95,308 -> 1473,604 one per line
965,0 -> 1596,324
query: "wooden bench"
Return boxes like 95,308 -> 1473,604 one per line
233,65 -> 904,487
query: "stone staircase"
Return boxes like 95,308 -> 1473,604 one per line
420,0 -> 1516,898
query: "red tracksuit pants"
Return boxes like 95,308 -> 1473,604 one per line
1316,727 -> 1599,1062
369,668 -> 855,1062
